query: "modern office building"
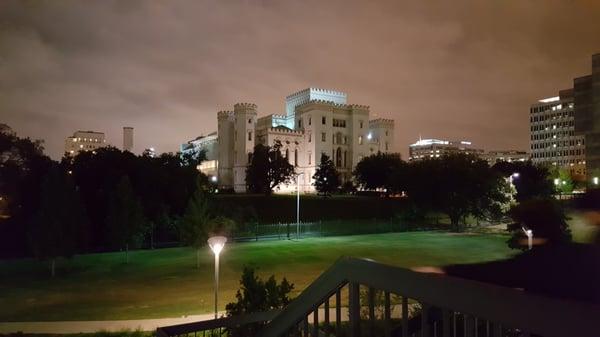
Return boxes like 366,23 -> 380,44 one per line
191,88 -> 395,192
64,130 -> 107,156
529,89 -> 586,177
574,53 -> 600,178
408,138 -> 484,161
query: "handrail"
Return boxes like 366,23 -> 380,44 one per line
157,310 -> 279,337
259,256 -> 600,337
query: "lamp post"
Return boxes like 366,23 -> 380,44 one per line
522,227 -> 533,250
208,235 -> 227,319
296,172 -> 304,240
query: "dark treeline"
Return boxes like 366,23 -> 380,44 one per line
0,124 -> 204,259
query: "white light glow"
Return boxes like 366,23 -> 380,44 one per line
208,236 -> 227,255
538,96 -> 560,103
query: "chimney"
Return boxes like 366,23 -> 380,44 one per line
123,127 -> 133,152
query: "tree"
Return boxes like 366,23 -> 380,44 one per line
28,165 -> 89,276
225,267 -> 294,337
106,176 -> 146,263
406,154 -> 508,231
507,199 -> 571,250
492,161 -> 554,201
179,179 -> 235,268
353,152 -> 404,193
549,166 -> 574,194
1,124 -> 53,258
246,141 -> 295,195
313,154 -> 341,196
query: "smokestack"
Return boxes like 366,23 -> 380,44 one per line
123,127 -> 133,152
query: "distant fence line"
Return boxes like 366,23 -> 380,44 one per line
229,218 -> 444,242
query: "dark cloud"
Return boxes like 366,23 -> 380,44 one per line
1,0 -> 599,158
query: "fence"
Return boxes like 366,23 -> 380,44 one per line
230,218 -> 444,242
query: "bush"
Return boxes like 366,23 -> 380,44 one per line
507,198 -> 571,250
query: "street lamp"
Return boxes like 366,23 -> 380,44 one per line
509,172 -> 519,184
522,227 -> 533,250
208,235 -> 227,319
296,172 -> 304,240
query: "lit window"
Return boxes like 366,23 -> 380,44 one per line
358,136 -> 363,145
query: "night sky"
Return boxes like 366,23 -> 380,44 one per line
1,1 -> 600,159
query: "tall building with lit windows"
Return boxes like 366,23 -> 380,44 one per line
187,88 -> 395,193
529,53 -> 600,181
529,90 -> 586,177
64,130 -> 107,156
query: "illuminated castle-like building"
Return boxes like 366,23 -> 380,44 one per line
182,88 -> 395,193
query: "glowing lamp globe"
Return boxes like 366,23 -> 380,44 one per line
208,236 -> 227,255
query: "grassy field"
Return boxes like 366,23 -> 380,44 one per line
0,232 -> 514,322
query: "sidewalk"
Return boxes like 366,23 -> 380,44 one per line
0,312 -> 224,334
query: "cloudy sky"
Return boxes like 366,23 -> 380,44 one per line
1,0 -> 599,159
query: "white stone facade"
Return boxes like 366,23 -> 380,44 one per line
199,88 -> 395,193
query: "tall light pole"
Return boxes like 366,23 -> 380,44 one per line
208,235 -> 227,319
296,172 -> 304,240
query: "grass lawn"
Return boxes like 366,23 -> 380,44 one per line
0,232 -> 514,322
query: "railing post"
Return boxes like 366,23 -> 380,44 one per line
349,282 -> 361,337
324,296 -> 330,328
464,314 -> 474,337
336,288 -> 342,336
402,296 -> 408,337
442,309 -> 451,337
384,291 -> 391,337
368,287 -> 376,336
313,305 -> 319,337
421,303 -> 430,337
303,316 -> 309,337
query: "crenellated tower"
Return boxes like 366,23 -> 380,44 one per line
232,103 -> 258,192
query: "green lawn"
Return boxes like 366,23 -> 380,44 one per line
0,232 -> 513,322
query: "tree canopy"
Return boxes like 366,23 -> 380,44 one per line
313,153 -> 341,196
492,161 -> 555,201
225,267 -> 294,337
353,152 -> 404,193
246,141 -> 295,195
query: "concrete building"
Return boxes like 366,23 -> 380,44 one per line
529,89 -> 586,177
65,130 -> 107,156
181,132 -> 218,178
482,150 -> 529,165
574,53 -> 600,178
192,88 -> 395,193
123,127 -> 134,152
408,138 -> 484,161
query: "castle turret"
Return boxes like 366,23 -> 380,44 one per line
232,103 -> 257,192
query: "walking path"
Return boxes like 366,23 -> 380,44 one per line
0,305 -> 408,334
0,312 -> 224,334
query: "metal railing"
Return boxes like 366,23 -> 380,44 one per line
259,257 -> 600,337
158,257 -> 600,337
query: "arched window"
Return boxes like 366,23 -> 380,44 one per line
336,147 -> 342,167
